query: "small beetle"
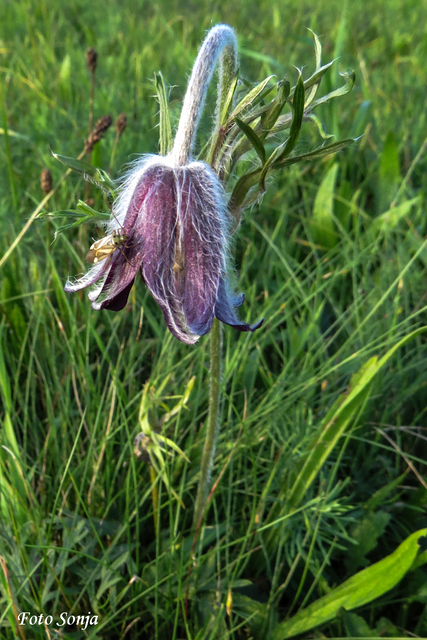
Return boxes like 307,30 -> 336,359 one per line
86,230 -> 127,264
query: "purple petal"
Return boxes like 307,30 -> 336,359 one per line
160,305 -> 200,344
90,233 -> 143,310
215,279 -> 263,333
139,166 -> 176,299
64,259 -> 111,293
140,267 -> 199,345
121,164 -> 169,234
100,278 -> 135,311
230,291 -> 245,308
91,165 -> 175,311
177,165 -> 225,336
139,167 -> 198,344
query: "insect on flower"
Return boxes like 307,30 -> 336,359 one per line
86,230 -> 128,264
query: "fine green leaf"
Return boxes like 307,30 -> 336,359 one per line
287,356 -> 377,511
232,593 -> 275,637
230,75 -> 275,119
303,60 -> 335,94
259,78 -> 290,134
38,207 -> 109,223
306,114 -> 334,140
0,322 -> 35,518
38,210 -> 88,219
52,152 -> 117,195
410,549 -> 427,572
154,71 -> 173,155
346,511 -> 391,573
273,528 -> 427,638
349,99 -> 372,139
234,117 -> 266,164
160,376 -> 195,425
59,54 -> 71,101
310,28 -> 322,70
76,199 -> 111,219
273,73 -> 305,162
308,68 -> 356,109
228,168 -> 260,218
52,152 -> 97,176
0,323 -> 20,460
91,167 -> 117,195
271,68 -> 355,136
375,618 -> 400,637
0,127 -> 33,142
220,74 -> 238,125
364,472 -> 408,512
228,139 -> 354,217
53,217 -> 94,237
276,138 -> 355,166
298,30 -> 323,110
259,73 -> 305,191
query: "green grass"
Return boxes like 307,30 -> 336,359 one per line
1,0 -> 427,638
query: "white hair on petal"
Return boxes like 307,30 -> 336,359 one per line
107,154 -> 176,233
188,161 -> 232,273
64,260 -> 110,293
88,272 -> 109,302
164,160 -> 232,328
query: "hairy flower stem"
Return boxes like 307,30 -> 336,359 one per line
150,465 -> 160,537
169,26 -> 238,528
193,318 -> 222,529
171,24 -> 237,166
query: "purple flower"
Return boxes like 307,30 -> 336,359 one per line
65,25 -> 264,344
64,156 -> 263,344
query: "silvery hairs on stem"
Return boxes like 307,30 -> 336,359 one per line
65,24 -> 263,344
171,24 -> 237,165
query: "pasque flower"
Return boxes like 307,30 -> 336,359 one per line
65,25 -> 263,344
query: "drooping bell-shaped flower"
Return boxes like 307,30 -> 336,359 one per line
65,25 -> 263,344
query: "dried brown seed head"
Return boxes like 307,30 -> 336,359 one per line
85,114 -> 113,152
115,113 -> 127,136
86,47 -> 98,73
40,168 -> 52,194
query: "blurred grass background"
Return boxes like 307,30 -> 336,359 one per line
1,0 -> 427,637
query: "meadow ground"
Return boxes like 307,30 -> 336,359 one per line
0,0 -> 427,637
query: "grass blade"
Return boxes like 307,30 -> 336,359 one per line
286,327 -> 427,512
310,162 -> 339,249
154,71 -> 173,155
273,528 -> 427,638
